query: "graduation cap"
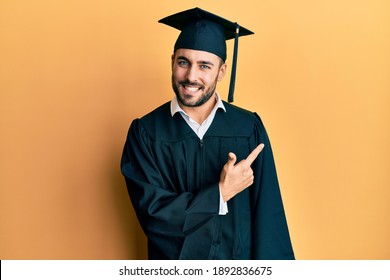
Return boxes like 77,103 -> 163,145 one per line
158,7 -> 254,102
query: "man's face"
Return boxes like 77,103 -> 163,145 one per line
171,48 -> 226,108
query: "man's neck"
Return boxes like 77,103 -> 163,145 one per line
179,93 -> 218,125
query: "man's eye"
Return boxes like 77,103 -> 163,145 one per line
200,65 -> 211,69
178,60 -> 189,66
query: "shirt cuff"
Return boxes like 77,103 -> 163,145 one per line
219,188 -> 228,215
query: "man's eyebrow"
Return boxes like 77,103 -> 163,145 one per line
198,60 -> 214,66
177,56 -> 190,62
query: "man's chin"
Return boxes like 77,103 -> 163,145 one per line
178,99 -> 198,107
176,91 -> 197,105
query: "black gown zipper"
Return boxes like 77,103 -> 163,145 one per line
199,138 -> 204,187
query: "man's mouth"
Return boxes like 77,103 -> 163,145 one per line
181,84 -> 203,92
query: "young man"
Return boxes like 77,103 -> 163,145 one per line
121,7 -> 294,260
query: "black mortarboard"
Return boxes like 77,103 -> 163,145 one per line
158,7 -> 254,102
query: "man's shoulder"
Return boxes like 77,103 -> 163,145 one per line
222,101 -> 263,126
141,101 -> 171,122
204,101 -> 266,137
134,101 -> 189,141
223,101 -> 253,115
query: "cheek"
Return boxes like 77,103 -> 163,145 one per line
172,67 -> 185,81
202,72 -> 219,85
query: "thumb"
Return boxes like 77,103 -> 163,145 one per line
226,152 -> 237,169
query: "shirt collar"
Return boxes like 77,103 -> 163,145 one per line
170,93 -> 226,117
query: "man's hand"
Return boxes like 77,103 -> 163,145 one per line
219,144 -> 265,202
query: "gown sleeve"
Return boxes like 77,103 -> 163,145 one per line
251,114 -> 295,259
121,119 -> 220,238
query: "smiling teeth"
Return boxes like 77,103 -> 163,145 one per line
184,86 -> 200,92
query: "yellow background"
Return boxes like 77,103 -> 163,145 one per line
1,0 -> 389,259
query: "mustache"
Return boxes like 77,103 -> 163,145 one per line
179,80 -> 204,88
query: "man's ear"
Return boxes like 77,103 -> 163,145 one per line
171,53 -> 175,68
218,63 -> 227,82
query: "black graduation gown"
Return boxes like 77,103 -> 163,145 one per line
121,101 -> 294,260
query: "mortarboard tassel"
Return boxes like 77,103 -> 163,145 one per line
228,23 -> 240,103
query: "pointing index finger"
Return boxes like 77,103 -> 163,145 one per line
245,143 -> 265,165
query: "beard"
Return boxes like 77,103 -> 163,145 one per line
171,76 -> 217,107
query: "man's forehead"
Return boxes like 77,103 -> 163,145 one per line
174,48 -> 223,63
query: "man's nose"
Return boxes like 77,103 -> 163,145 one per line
185,65 -> 198,83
